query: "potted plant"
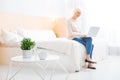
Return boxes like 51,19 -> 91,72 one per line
21,38 -> 36,59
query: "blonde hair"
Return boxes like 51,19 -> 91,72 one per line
73,8 -> 81,14
69,8 -> 82,18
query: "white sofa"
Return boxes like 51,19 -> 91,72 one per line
0,28 -> 108,72
0,28 -> 86,72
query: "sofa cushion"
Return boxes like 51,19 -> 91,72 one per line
15,28 -> 56,42
1,29 -> 23,46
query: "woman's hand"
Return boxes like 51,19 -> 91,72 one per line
81,34 -> 87,37
76,33 -> 87,37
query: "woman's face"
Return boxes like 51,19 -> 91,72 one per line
75,11 -> 81,18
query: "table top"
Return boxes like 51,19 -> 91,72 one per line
11,54 -> 59,63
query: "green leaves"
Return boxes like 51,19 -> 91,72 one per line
21,38 -> 35,50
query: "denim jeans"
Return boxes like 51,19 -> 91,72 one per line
73,37 -> 94,59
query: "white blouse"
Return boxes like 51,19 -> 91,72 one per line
66,18 -> 82,39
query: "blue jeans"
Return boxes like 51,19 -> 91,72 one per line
73,37 -> 94,59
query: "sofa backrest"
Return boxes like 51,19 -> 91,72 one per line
20,29 -> 56,41
0,12 -> 66,37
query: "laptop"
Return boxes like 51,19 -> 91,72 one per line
87,27 -> 100,37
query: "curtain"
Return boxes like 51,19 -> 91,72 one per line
65,0 -> 120,55
65,0 -> 87,32
81,0 -> 120,55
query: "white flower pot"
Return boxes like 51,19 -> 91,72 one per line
37,50 -> 47,60
23,50 -> 33,59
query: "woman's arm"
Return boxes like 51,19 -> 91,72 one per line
68,23 -> 87,37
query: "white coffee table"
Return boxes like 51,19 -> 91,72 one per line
6,54 -> 69,80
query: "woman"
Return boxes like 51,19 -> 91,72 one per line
67,8 -> 96,70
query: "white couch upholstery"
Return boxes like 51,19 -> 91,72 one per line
0,28 -> 85,72
0,29 -> 108,72
36,38 -> 86,72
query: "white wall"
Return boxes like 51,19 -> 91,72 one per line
0,0 -> 66,17
83,0 -> 120,45
2,0 -> 120,45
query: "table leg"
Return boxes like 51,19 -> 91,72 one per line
57,61 -> 69,80
36,63 -> 49,76
31,63 -> 50,80
6,61 -> 12,80
9,67 -> 23,80
6,62 -> 23,80
50,63 -> 56,80
31,68 -> 45,80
